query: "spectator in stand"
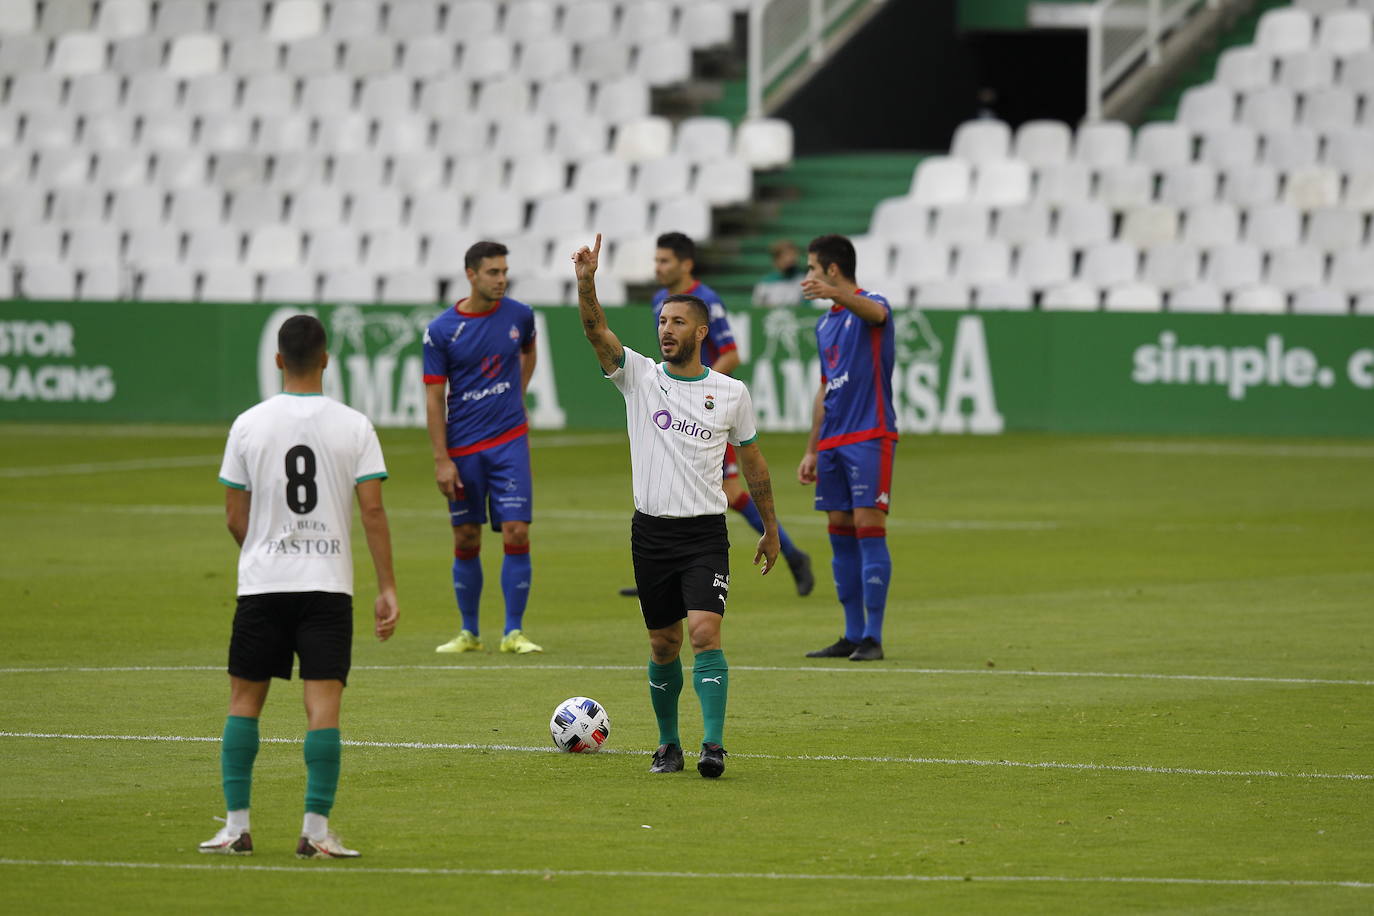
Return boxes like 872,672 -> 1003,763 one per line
752,240 -> 806,307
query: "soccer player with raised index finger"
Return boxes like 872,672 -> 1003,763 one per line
797,234 -> 898,662
573,232 -> 781,778
424,241 -> 544,656
203,314 -> 399,859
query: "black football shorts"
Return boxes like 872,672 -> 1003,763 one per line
630,511 -> 731,630
228,591 -> 353,684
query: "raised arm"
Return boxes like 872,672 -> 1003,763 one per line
801,276 -> 888,325
356,478 -> 399,641
572,233 -> 625,375
735,441 -> 780,575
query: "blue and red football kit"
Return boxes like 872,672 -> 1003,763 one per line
423,297 -> 536,638
811,290 -> 898,649
813,290 -> 898,514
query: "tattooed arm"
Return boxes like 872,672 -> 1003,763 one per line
571,233 -> 625,375
735,441 -> 781,575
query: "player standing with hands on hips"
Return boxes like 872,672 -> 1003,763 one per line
573,234 -> 780,778
203,314 -> 399,858
797,234 -> 898,662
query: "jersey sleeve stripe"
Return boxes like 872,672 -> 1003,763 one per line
218,476 -> 247,490
716,341 -> 738,354
355,472 -> 389,483
738,433 -> 758,446
423,374 -> 447,385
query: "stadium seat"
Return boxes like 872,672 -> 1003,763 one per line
468,189 -> 526,237
1033,162 -> 1092,206
1330,247 -> 1374,290
0,187 -> 48,228
261,267 -> 317,302
25,110 -> 79,149
269,0 -> 324,42
605,234 -> 657,283
422,230 -> 471,271
1120,204 -> 1181,247
910,157 -> 971,205
227,36 -> 280,74
1316,9 -> 1373,54
931,203 -> 992,244
1216,46 -> 1274,90
241,73 -> 298,116
573,156 -> 631,197
575,35 -> 632,82
212,0 -> 266,38
614,117 -> 673,163
1080,241 -> 1139,286
735,118 -> 793,169
638,37 -> 693,88
1291,286 -> 1348,314
0,148 -> 28,186
1344,169 -> 1374,209
9,70 -> 64,111
1142,242 -> 1202,288
676,117 -> 733,163
199,266 -> 257,302
1357,291 -> 1374,314
212,150 -> 270,190
1197,125 -> 1258,168
950,119 -> 1010,164
123,225 -> 180,268
506,0 -> 558,43
389,151 -> 447,193
111,187 -> 166,227
1266,246 -> 1326,289
1300,86 -> 1357,130
82,112 -> 136,150
365,227 -> 421,271
1283,166 -> 1341,208
539,77 -> 592,119
51,187 -> 108,227
1277,48 -> 1335,90
1097,164 -> 1153,209
185,226 -> 243,267
636,155 -> 692,202
1295,0 -> 1348,13
913,279 -> 971,310
50,32 -> 106,75
1239,86 -> 1297,131
320,268 -> 377,302
1255,8 -> 1314,53
1057,201 -> 1114,247
0,34 -> 48,74
518,36 -> 572,81
257,115 -> 314,153
695,158 -> 752,206
493,113 -> 552,157
378,270 -> 438,303
139,265 -> 197,299
970,159 -> 1030,206
151,148 -> 208,188
1243,203 -> 1302,247
1177,85 -> 1235,131
1041,282 -> 1099,310
893,240 -> 951,283
78,264 -> 125,300
40,0 -> 94,34
1261,127 -> 1319,169
1182,203 -> 1240,247
1014,238 -> 1073,288
283,35 -> 338,75
446,1 -> 497,36
1159,164 -> 1219,207
21,263 -> 78,299
0,1 -> 37,34
154,0 -> 208,34
94,148 -> 148,187
315,113 -> 371,153
290,186 -> 346,229
1322,127 -> 1374,170
1341,48 -> 1374,91
230,190 -> 288,230
9,225 -> 64,266
348,187 -> 404,231
409,191 -> 466,234
1168,283 -> 1224,312
1104,282 -> 1163,312
184,72 -> 238,115
1307,208 -> 1366,250
306,226 -> 361,269
848,236 -> 892,277
563,1 -> 615,43
683,2 -> 732,48
1206,243 -> 1264,288
952,240 -> 1011,283
1220,164 -> 1280,206
125,71 -> 178,114
1074,120 -> 1133,169
594,194 -> 650,238
973,279 -> 1032,310
1230,284 -> 1287,313
528,192 -> 589,239
166,33 -> 223,77
653,196 -> 711,239
401,36 -> 456,77
993,203 -> 1051,246
34,147 -> 90,186
1013,120 -> 1071,167
512,274 -> 569,305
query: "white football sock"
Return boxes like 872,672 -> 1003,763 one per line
226,809 -> 250,833
303,812 -> 329,841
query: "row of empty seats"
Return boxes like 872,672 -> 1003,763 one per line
0,0 -> 740,46
898,278 -> 1374,314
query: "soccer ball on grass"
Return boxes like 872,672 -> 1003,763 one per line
550,696 -> 610,753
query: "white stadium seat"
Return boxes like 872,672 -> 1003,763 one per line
1255,8 -> 1314,54
154,0 -> 208,35
1316,9 -> 1373,55
970,159 -> 1031,207
563,1 -> 615,44
139,265 -> 197,300
0,1 -> 37,34
1177,84 -> 1235,131
1142,242 -> 1202,289
952,240 -> 1010,283
505,0 -> 558,43
1182,203 -> 1240,247
125,225 -> 182,267
894,240 -> 951,284
1330,247 -> 1374,290
676,117 -> 734,163
1291,286 -> 1348,314
653,195 -> 711,239
1158,164 -> 1219,207
1097,164 -> 1154,209
1056,201 -> 1114,247
306,226 -> 361,269
379,270 -> 439,303
694,158 -> 752,206
1074,120 -> 1132,167
1079,241 -> 1139,287
1230,284 -> 1288,313
199,266 -> 257,302
1239,86 -> 1297,130
914,279 -> 971,310
51,32 -> 107,75
735,119 -> 793,169
1261,127 -> 1319,169
1033,162 -> 1092,206
166,32 -> 223,77
1284,166 -> 1342,209
1041,282 -> 1099,310
185,226 -> 242,268
910,157 -> 971,206
1205,243 -> 1264,289
973,279 -> 1032,310
1277,48 -> 1334,90
1168,283 -> 1224,312
931,204 -> 991,244
614,116 -> 673,163
40,0 -> 94,34
870,197 -> 929,240
1216,47 -> 1274,90
261,268 -> 317,302
1244,203 -> 1302,248
364,228 -> 421,271
1105,282 -> 1163,312
1198,125 -> 1258,169
1014,238 -> 1073,289
320,268 -> 377,302
1267,246 -> 1326,290
268,0 -> 323,42
1306,208 -> 1366,250
636,156 -> 692,202
1221,164 -> 1280,206
409,191 -> 467,234
1119,204 -> 1180,248
683,2 -> 732,48
1013,120 -> 1071,167
950,119 -> 1011,164
212,0 -> 266,39
639,37 -> 692,88
245,225 -> 303,270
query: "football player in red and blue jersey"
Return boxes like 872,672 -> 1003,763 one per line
797,234 -> 897,662
633,232 -> 812,598
424,241 -> 543,655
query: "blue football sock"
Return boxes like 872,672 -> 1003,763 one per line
731,493 -> 801,561
856,527 -> 891,644
452,547 -> 482,634
828,525 -> 865,643
501,543 -> 532,634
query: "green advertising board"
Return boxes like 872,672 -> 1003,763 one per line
1,299 -> 1372,436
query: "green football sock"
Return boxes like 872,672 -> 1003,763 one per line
647,657 -> 683,747
220,715 -> 259,812
303,728 -> 341,817
692,648 -> 729,747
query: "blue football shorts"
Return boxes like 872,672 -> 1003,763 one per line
447,434 -> 533,531
813,438 -> 896,513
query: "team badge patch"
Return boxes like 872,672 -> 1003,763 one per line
704,394 -> 715,410
508,325 -> 520,341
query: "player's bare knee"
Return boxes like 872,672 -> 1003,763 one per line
648,628 -> 681,663
452,523 -> 481,551
502,521 -> 530,548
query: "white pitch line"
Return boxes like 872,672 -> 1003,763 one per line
1,732 -> 1368,782
0,454 -> 222,478
0,859 -> 1368,889
1098,442 -> 1374,459
1,662 -> 1369,687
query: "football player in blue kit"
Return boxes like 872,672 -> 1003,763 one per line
424,241 -> 543,655
797,234 -> 898,662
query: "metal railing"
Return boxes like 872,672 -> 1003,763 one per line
747,0 -> 886,118
1086,0 -> 1218,122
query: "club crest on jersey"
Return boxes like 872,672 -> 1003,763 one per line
824,344 -> 840,369
480,354 -> 503,379
508,325 -> 520,341
704,394 -> 715,410
651,409 -> 712,439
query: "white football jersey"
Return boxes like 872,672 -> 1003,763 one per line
607,347 -> 758,518
218,393 -> 388,596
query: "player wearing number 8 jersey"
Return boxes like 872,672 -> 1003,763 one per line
205,314 -> 399,859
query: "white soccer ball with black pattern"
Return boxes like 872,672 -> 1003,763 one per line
549,696 -> 611,753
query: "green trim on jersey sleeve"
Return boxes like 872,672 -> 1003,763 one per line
219,477 -> 247,490
355,472 -> 389,484
737,434 -> 758,447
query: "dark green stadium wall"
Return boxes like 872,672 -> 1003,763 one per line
777,0 -> 1088,152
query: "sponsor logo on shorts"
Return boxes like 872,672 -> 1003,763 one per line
876,491 -> 890,506
651,409 -> 713,439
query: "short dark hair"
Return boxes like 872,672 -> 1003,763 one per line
655,232 -> 696,264
808,234 -> 857,281
465,240 -> 509,271
659,293 -> 710,326
278,314 -> 327,373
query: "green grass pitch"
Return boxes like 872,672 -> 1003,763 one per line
1,423 -> 1371,914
